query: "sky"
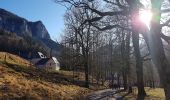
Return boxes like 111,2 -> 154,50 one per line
0,0 -> 66,41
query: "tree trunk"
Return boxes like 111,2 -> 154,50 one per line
132,31 -> 146,99
147,1 -> 170,99
117,74 -> 120,90
84,58 -> 89,88
128,86 -> 132,93
125,33 -> 132,93
122,70 -> 128,90
149,25 -> 170,99
120,32 -> 128,91
127,0 -> 146,96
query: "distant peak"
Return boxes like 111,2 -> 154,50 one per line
0,8 -> 51,39
0,8 -> 5,11
35,20 -> 43,23
0,8 -> 7,11
0,8 -> 23,19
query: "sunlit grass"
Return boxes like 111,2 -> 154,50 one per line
0,68 -> 90,99
0,63 -> 91,99
118,87 -> 165,100
0,52 -> 93,99
0,52 -> 30,66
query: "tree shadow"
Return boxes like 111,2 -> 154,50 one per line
85,89 -> 124,100
136,95 -> 146,100
116,92 -> 130,100
117,92 -> 146,100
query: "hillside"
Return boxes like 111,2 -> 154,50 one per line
0,52 -> 30,66
0,31 -> 49,58
0,52 -> 92,100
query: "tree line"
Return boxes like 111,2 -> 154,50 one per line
56,0 -> 170,99
0,30 -> 49,58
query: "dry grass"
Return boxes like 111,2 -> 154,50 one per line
0,65 -> 90,99
0,52 -> 93,100
117,87 -> 165,100
0,52 -> 30,66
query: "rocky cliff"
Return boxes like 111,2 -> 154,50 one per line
0,8 -> 61,57
0,8 -> 50,39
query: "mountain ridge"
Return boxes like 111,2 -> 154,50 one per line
0,8 -> 50,39
0,8 -> 61,58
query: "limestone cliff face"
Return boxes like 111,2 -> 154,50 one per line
0,8 -> 61,57
28,21 -> 50,39
0,8 -> 50,39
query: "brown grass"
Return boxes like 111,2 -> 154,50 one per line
0,52 -> 92,100
0,52 -> 30,66
0,66 -> 90,99
117,87 -> 165,100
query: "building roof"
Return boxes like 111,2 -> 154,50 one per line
35,58 -> 50,65
52,57 -> 59,63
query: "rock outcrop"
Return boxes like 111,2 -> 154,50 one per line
0,8 -> 61,57
0,8 -> 50,39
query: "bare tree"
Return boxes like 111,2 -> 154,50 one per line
56,0 -> 170,99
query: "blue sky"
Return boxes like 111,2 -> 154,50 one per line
0,0 -> 66,41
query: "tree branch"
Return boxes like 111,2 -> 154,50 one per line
82,16 -> 103,25
92,24 -> 132,31
103,0 -> 128,10
161,19 -> 170,27
160,33 -> 170,44
161,8 -> 170,13
141,53 -> 150,59
143,57 -> 151,61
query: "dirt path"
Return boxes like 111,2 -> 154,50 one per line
85,89 -> 123,100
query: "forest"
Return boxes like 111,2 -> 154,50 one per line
56,0 -> 170,99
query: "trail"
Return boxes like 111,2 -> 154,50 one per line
85,89 -> 123,100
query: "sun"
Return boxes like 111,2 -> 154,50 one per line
139,10 -> 152,27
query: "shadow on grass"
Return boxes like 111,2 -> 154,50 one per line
116,92 -> 130,100
1,62 -> 86,87
86,89 -> 125,100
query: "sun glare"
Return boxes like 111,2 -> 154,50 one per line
139,10 -> 152,27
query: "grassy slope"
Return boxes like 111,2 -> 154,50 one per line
0,52 -> 92,100
0,52 -> 30,66
1,52 -> 165,99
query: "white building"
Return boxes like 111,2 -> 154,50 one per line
31,52 -> 60,71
